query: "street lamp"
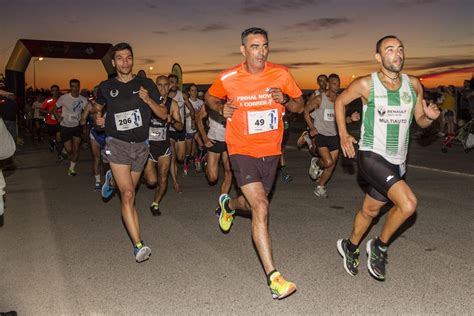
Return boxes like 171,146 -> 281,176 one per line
148,66 -> 153,76
33,57 -> 44,90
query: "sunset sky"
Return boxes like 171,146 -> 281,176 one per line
0,0 -> 473,90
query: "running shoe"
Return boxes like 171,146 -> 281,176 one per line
101,170 -> 115,199
150,202 -> 161,216
269,271 -> 297,300
173,183 -> 183,193
337,239 -> 360,276
67,169 -> 77,176
134,243 -> 152,263
309,157 -> 320,180
215,205 -> 221,217
281,172 -> 293,184
183,163 -> 189,176
195,158 -> 202,172
94,181 -> 102,191
315,168 -> 324,182
313,185 -> 327,198
297,131 -> 308,147
218,193 -> 234,233
366,238 -> 387,280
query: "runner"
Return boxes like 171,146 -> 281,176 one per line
167,74 -> 195,192
40,85 -> 62,159
53,79 -> 88,176
335,35 -> 440,280
195,101 -> 232,215
32,94 -> 45,142
304,73 -> 360,197
206,27 -> 304,299
183,84 -> 203,175
95,42 -> 167,262
143,75 -> 183,216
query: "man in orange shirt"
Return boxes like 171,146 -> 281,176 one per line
206,27 -> 304,300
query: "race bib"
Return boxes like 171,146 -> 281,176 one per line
247,109 -> 278,134
324,108 -> 335,121
114,109 -> 142,131
149,126 -> 166,141
69,114 -> 80,122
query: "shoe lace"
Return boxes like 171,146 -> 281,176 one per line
372,247 -> 388,264
347,249 -> 360,267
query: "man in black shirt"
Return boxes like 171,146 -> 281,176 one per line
95,43 -> 167,263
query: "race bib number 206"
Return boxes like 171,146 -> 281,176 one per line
114,109 -> 142,131
247,109 -> 278,134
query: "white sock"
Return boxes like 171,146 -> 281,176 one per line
0,196 -> 4,216
70,161 -> 76,171
95,174 -> 100,182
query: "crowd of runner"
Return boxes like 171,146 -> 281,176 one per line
2,28 -> 473,300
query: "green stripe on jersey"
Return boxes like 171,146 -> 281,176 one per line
362,80 -> 375,148
387,90 -> 400,107
386,123 -> 400,154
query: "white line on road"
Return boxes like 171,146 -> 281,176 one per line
407,164 -> 474,177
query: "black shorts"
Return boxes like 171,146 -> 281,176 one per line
315,134 -> 339,151
47,124 -> 60,137
229,154 -> 280,195
208,140 -> 227,154
60,125 -> 82,143
169,130 -> 185,142
357,150 -> 405,203
149,142 -> 172,161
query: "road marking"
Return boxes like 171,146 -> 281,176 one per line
407,164 -> 474,177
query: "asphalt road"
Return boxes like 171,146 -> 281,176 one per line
1,133 -> 473,315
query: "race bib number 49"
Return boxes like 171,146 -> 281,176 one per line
247,109 -> 278,134
114,109 -> 142,131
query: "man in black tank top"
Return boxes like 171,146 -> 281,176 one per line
95,43 -> 167,263
143,75 -> 183,215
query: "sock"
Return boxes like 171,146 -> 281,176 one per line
347,239 -> 358,252
374,237 -> 388,251
94,174 -> 100,182
70,161 -> 76,171
151,201 -> 159,208
267,270 -> 278,285
135,241 -> 143,249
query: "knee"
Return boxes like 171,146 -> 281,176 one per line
207,170 -> 218,183
399,195 -> 417,217
252,200 -> 269,222
121,189 -> 135,203
322,158 -> 335,168
146,178 -> 158,187
361,205 -> 381,218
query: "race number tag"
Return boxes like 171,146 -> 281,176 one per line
399,162 -> 406,177
114,109 -> 142,131
247,109 -> 278,134
69,114 -> 80,122
149,126 -> 166,141
324,108 -> 335,121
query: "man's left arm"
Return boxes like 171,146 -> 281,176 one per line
139,83 -> 167,120
411,76 -> 440,128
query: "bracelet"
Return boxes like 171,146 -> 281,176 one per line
281,94 -> 290,105
425,114 -> 434,121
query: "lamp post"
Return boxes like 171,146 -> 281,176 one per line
148,66 -> 153,76
33,57 -> 44,90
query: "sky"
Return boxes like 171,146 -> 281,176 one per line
0,0 -> 473,90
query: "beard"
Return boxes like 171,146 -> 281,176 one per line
382,57 -> 404,73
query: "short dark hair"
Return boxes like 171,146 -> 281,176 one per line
111,42 -> 133,58
376,35 -> 400,54
328,73 -> 340,81
317,74 -> 328,81
168,74 -> 178,81
69,79 -> 80,86
241,27 -> 268,45
50,84 -> 59,90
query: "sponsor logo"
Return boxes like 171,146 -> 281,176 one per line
110,90 -> 119,97
132,90 -> 140,94
377,106 -> 386,116
386,175 -> 394,182
401,92 -> 412,104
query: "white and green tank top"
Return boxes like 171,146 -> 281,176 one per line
359,72 -> 417,164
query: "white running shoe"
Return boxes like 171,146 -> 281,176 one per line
313,185 -> 327,198
309,157 -> 320,180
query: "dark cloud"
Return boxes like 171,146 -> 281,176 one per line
178,25 -> 193,31
288,18 -> 352,31
329,32 -> 349,40
229,46 -> 317,56
184,68 -> 224,75
406,56 -> 474,71
135,58 -> 155,65
240,0 -> 320,14
200,22 -> 229,32
152,30 -> 167,35
285,62 -> 323,69
394,0 -> 435,6
419,67 -> 474,79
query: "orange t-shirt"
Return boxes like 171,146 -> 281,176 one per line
208,62 -> 302,158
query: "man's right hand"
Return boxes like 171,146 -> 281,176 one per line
340,133 -> 358,158
309,127 -> 318,137
204,137 -> 215,148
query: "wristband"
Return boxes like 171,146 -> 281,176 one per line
281,94 -> 290,105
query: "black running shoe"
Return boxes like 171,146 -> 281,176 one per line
366,238 -> 387,280
150,202 -> 162,216
337,239 -> 360,276
215,205 -> 221,217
